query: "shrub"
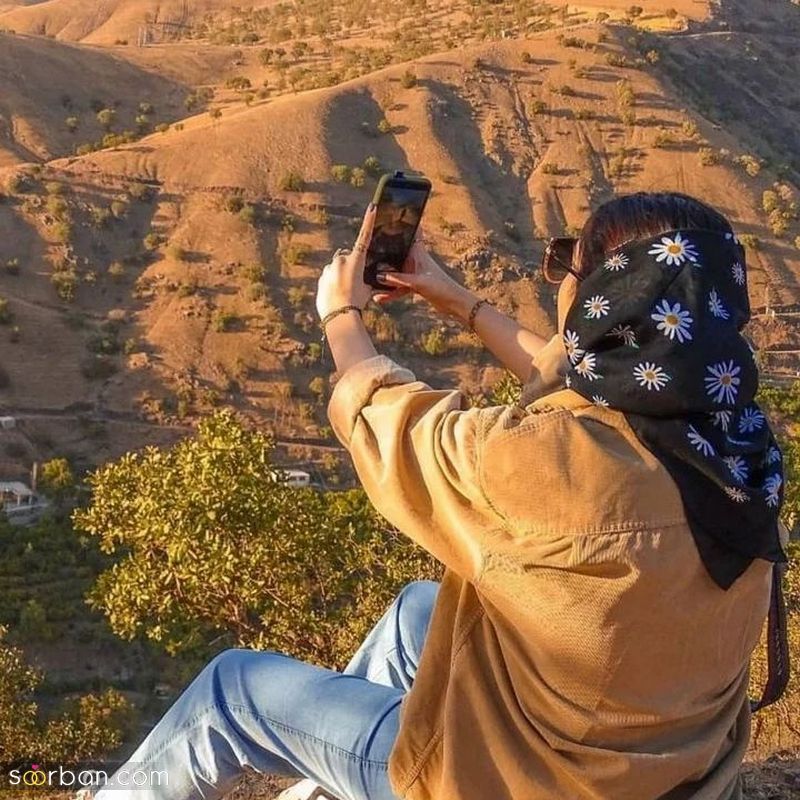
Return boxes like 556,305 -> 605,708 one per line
89,205 -> 112,228
155,123 -> 170,134
51,270 -> 78,301
279,171 -> 305,192
73,411 -> 439,665
350,167 -> 367,188
541,163 -> 560,175
128,181 -> 153,202
699,148 -> 720,167
213,311 -> 239,332
628,5 -> 644,17
331,164 -> 352,183
238,204 -> 258,225
224,194 -> 245,213
739,233 -> 760,250
556,84 -> 575,97
281,243 -> 311,267
111,200 -> 127,218
419,326 -> 447,356
288,285 -> 309,309
377,118 -> 392,134
5,258 -> 20,276
665,8 -> 678,19
65,116 -> 79,132
143,232 -> 161,251
363,155 -> 381,176
735,154 -> 762,177
225,76 -> 252,91
241,263 -> 266,283
530,99 -> 547,114
51,220 -> 72,244
0,295 -> 11,324
167,244 -> 187,261
108,262 -> 125,282
653,129 -> 676,148
96,108 -> 116,130
400,69 -> 417,89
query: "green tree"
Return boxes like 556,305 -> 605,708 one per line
96,108 -> 116,131
0,626 -> 132,768
74,411 -> 438,667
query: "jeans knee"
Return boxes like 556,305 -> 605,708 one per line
397,581 -> 439,623
205,648 -> 252,679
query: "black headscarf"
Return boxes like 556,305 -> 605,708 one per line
564,228 -> 787,589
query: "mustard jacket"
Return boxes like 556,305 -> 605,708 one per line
328,335 -> 771,800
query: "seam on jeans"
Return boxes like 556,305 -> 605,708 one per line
225,704 -> 393,768
129,701 -> 392,776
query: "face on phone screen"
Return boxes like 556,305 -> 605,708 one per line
367,184 -> 428,271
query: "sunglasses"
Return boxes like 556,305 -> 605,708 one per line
541,237 -> 585,284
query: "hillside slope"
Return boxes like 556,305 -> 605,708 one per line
0,32 -> 190,167
1,21 -> 799,475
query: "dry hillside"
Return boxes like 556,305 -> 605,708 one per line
0,0 -> 799,483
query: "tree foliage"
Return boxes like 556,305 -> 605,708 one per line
74,410 -> 439,668
0,626 -> 131,768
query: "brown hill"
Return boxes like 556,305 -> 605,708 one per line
0,31 -> 191,167
1,14 -> 799,476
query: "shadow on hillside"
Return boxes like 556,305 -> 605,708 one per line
421,78 -> 536,251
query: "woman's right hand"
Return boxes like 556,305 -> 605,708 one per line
374,232 -> 476,322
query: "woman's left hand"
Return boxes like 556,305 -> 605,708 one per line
316,204 -> 377,319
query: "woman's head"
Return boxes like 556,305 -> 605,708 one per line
556,192 -> 734,330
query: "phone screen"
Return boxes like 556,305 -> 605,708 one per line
367,182 -> 429,273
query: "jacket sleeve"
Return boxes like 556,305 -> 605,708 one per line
327,355 -> 505,579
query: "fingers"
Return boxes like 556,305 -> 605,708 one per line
354,203 -> 378,256
379,272 -> 417,289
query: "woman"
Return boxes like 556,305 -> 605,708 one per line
91,192 -> 787,800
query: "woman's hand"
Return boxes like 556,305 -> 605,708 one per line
374,232 -> 475,322
316,204 -> 377,320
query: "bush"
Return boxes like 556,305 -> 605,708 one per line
224,194 -> 245,213
281,243 -> 311,267
363,155 -> 381,176
735,154 -> 762,177
400,69 -> 417,89
530,99 -> 547,114
699,148 -> 720,167
213,311 -> 240,332
739,233 -> 760,250
279,171 -> 305,192
167,243 -> 187,261
51,220 -> 72,244
238,204 -> 258,225
0,295 -> 11,324
419,327 -> 447,356
65,116 -> 79,132
5,258 -> 20,276
331,164 -> 352,183
74,410 -> 439,665
107,261 -> 125,282
128,181 -> 153,202
350,167 -> 367,188
51,270 -> 78,301
96,108 -> 116,130
377,118 -> 392,134
143,232 -> 162,251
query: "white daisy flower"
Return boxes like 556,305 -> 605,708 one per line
650,299 -> 693,343
633,361 -> 670,391
712,410 -> 732,431
687,425 -> 715,456
764,474 -> 782,508
648,232 -> 699,267
563,329 -> 584,365
604,253 -> 629,272
592,394 -> 609,407
704,360 -> 741,405
723,455 -> 749,483
731,262 -> 745,286
574,351 -> 601,381
725,231 -> 740,245
724,486 -> 749,503
767,446 -> 782,465
708,288 -> 730,320
607,324 -> 637,347
738,407 -> 765,434
584,294 -> 611,320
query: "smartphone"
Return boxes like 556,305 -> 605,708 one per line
364,171 -> 432,288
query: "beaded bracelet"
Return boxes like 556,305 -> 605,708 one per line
320,304 -> 363,334
467,298 -> 490,331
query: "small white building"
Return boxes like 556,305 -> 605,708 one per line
0,481 -> 49,525
275,469 -> 312,489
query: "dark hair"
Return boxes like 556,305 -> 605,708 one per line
575,192 -> 734,276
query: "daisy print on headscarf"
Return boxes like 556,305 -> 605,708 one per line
563,227 -> 786,590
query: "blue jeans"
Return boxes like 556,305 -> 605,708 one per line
94,581 -> 439,800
